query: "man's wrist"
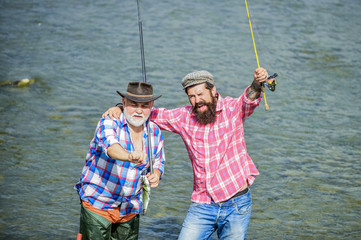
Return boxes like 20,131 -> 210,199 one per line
246,81 -> 262,100
251,81 -> 262,92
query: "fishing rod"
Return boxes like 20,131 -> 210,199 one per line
245,0 -> 278,111
136,0 -> 153,175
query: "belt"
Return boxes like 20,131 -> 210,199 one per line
231,187 -> 249,199
220,188 -> 249,203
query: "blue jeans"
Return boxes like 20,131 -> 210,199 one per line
178,191 -> 252,240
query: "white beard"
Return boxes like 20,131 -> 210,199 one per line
124,108 -> 147,127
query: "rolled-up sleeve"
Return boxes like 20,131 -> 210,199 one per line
97,118 -> 121,156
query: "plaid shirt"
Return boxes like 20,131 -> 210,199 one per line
75,113 -> 165,214
150,87 -> 260,203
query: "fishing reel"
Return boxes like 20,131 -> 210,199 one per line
264,73 -> 278,92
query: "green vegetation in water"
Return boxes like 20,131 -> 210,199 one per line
0,78 -> 35,88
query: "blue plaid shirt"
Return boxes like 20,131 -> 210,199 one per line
75,113 -> 165,214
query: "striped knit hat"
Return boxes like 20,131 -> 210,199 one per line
181,70 -> 214,90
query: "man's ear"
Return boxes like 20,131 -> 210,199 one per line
122,98 -> 126,106
211,86 -> 217,96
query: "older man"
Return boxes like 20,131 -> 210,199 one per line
75,82 -> 165,240
103,67 -> 271,239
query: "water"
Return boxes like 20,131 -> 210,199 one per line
1,0 -> 360,239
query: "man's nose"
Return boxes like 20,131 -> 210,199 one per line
195,96 -> 201,103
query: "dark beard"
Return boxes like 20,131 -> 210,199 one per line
192,97 -> 217,125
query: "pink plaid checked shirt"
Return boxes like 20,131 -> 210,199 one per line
150,88 -> 261,203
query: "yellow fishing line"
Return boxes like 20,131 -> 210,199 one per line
245,0 -> 269,111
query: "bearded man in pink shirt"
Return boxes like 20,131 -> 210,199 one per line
103,67 -> 271,240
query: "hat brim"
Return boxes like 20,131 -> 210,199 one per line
117,91 -> 161,102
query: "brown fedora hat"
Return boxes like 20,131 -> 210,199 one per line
117,82 -> 161,102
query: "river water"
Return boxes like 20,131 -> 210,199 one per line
1,0 -> 360,239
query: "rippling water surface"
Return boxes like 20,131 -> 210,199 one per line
1,0 -> 360,239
